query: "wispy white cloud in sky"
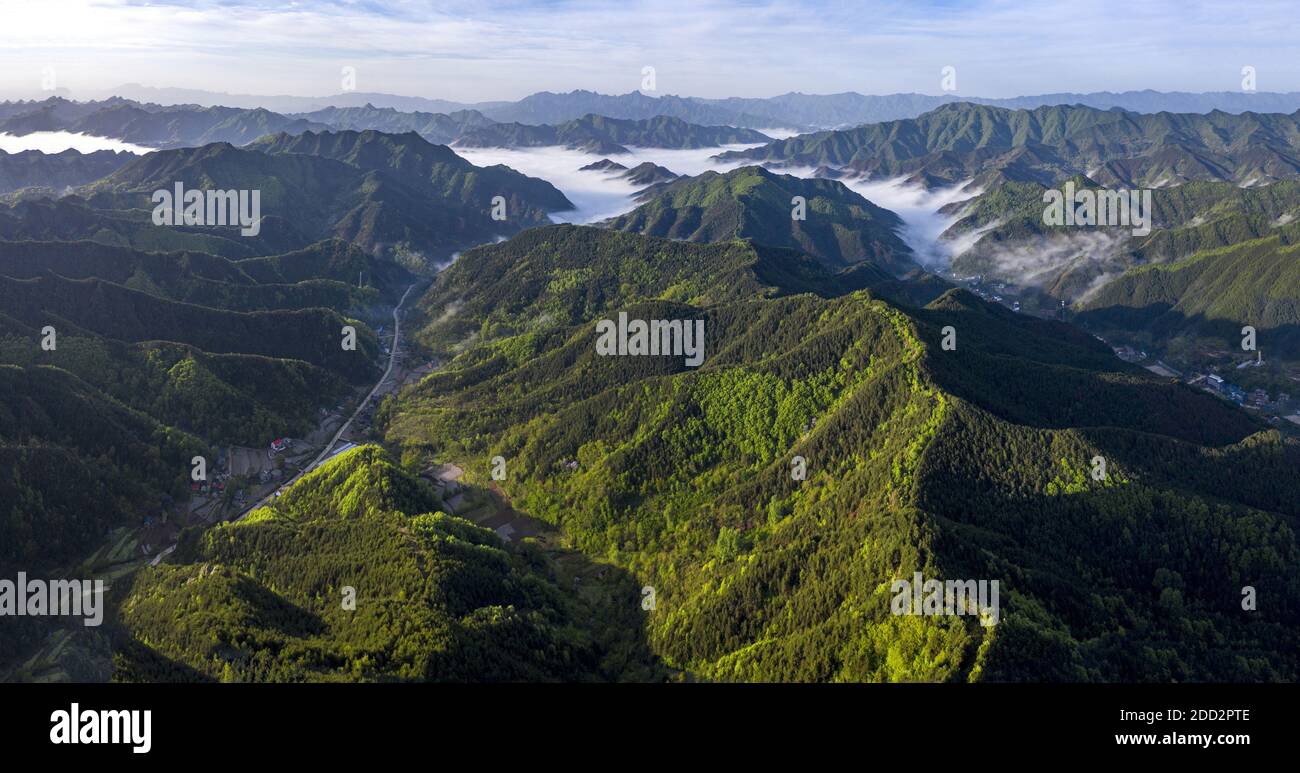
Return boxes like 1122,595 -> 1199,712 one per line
1,0 -> 1298,101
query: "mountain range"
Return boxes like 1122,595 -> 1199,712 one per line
0,98 -> 772,153
0,149 -> 134,195
453,114 -> 770,153
42,130 -> 574,264
366,223 -> 1300,682
73,85 -> 1300,130
716,102 -> 1300,190
0,97 -> 330,150
4,91 -> 1300,684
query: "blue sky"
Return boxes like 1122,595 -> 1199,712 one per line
2,0 -> 1298,101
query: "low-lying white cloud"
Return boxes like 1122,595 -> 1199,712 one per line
449,147 -> 984,267
842,176 -> 981,268
944,218 -> 1003,259
959,230 -> 1132,292
0,131 -> 152,154
753,128 -> 803,140
451,143 -> 764,223
771,169 -> 980,268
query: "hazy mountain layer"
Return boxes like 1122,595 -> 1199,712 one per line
718,102 -> 1300,190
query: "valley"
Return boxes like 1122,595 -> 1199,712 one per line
10,5 -> 1300,765
2,85 -> 1299,687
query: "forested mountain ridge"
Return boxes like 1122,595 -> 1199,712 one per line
0,195 -> 302,258
0,271 -> 379,382
407,225 -> 945,355
68,132 -> 572,264
1076,233 -> 1300,357
454,114 -> 771,153
369,225 -> 1300,682
0,149 -> 134,195
602,165 -> 916,274
718,102 -> 1300,189
113,445 -> 662,682
249,129 -> 573,224
0,238 -> 412,313
0,97 -> 331,149
291,105 -> 496,144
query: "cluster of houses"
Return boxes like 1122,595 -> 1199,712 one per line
1104,340 -> 1298,422
1190,372 -> 1293,412
189,478 -> 226,496
189,449 -> 233,496
959,275 -> 1010,304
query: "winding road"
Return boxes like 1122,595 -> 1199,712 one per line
149,283 -> 418,565
236,282 -> 418,520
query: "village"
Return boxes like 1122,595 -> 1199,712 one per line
1110,343 -> 1300,432
10,288 -> 441,681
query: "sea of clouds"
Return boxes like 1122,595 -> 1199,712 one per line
450,144 -> 983,270
0,131 -> 152,154
449,143 -> 765,224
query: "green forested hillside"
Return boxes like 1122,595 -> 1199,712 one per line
0,271 -> 378,382
604,166 -> 916,273
410,224 -> 940,355
0,238 -> 411,313
0,364 -> 204,572
375,225 -> 1300,682
249,129 -> 573,224
0,196 -> 297,258
71,132 -> 572,264
718,102 -> 1300,189
114,445 -> 660,682
0,149 -> 133,195
1076,233 -> 1300,357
